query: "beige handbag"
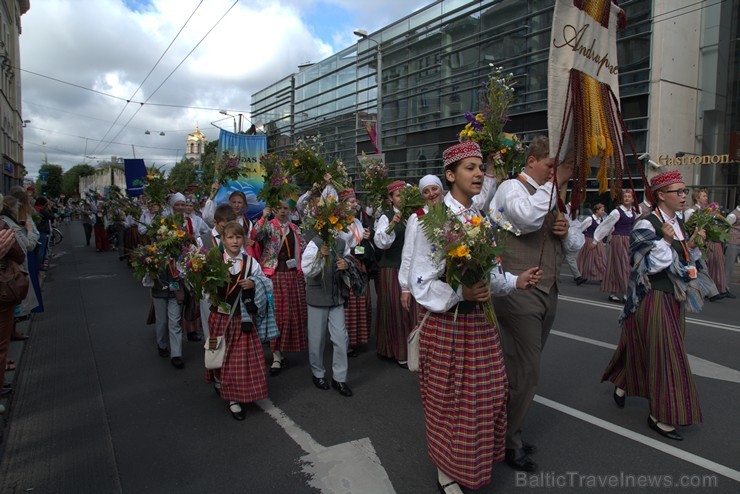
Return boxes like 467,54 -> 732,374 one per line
407,311 -> 431,372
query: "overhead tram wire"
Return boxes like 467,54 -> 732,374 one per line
89,0 -> 204,157
24,125 -> 181,153
96,0 -> 240,156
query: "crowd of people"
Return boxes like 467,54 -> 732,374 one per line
0,186 -> 59,415
1,136 -> 737,492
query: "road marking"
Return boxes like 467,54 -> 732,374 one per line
558,295 -> 740,334
551,330 -> 740,384
257,399 -> 396,493
534,395 -> 740,483
79,274 -> 118,280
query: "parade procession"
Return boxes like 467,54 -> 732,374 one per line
1,0 -> 738,492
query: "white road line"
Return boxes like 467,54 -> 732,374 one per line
534,395 -> 740,483
558,295 -> 740,334
551,330 -> 740,384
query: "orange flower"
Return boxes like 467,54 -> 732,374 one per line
470,216 -> 482,227
329,215 -> 338,224
449,245 -> 470,258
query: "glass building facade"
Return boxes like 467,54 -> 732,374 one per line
251,0 -> 737,206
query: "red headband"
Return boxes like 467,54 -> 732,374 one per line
339,188 -> 355,200
650,170 -> 684,192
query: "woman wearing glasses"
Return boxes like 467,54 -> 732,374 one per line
602,170 -> 705,441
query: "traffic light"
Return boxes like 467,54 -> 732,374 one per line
41,184 -> 48,196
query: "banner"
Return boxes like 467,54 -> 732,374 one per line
215,129 -> 267,219
123,158 -> 147,197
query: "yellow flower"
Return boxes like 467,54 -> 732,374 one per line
146,174 -> 154,181
176,230 -> 185,238
500,148 -> 507,154
348,216 -> 355,223
475,113 -> 485,123
450,245 -> 470,258
160,219 -> 165,224
470,216 -> 482,227
147,245 -> 157,253
327,195 -> 336,202
337,223 -> 344,231
315,220 -> 325,230
329,215 -> 338,224
294,159 -> 300,167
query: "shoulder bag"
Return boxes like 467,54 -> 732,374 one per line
407,311 -> 431,373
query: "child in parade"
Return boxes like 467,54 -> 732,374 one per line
595,189 -> 638,303
576,203 -> 607,282
373,180 -> 413,367
206,221 -> 270,420
255,200 -> 307,376
409,142 -> 541,493
685,189 -> 729,300
203,185 -> 259,258
602,170 -> 706,440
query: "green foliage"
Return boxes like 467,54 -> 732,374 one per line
36,164 -> 64,198
61,164 -> 96,197
167,159 -> 197,192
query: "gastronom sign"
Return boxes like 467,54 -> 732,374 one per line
658,154 -> 733,166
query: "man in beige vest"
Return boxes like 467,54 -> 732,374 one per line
489,136 -> 584,471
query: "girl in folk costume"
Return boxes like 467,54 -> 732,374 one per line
337,188 -> 372,357
207,221 -> 269,421
685,189 -> 729,300
373,180 -> 413,367
724,205 -> 740,299
595,190 -> 638,303
409,142 -> 541,493
399,175 -> 445,328
576,203 -> 608,282
203,186 -> 260,259
602,170 -> 707,441
255,200 -> 307,376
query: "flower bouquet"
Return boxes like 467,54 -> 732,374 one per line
131,243 -> 166,283
257,153 -> 300,209
302,192 -> 355,268
359,152 -> 389,212
177,244 -> 232,306
146,213 -> 196,258
686,203 -> 731,258
134,165 -> 169,208
419,204 -> 508,325
286,136 -> 351,193
457,66 -> 525,181
212,151 -> 244,197
385,184 -> 425,234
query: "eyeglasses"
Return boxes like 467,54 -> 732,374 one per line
663,188 -> 690,197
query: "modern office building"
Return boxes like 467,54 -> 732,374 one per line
1,0 -> 31,194
251,0 -> 738,207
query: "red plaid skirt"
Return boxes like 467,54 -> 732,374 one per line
345,289 -> 370,347
418,308 -> 507,489
577,239 -> 607,281
205,312 -> 268,403
601,234 -> 630,294
375,267 -> 413,360
270,270 -> 308,352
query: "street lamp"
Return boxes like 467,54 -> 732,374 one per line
22,119 -> 31,127
354,29 -> 382,155
220,110 -> 238,133
144,130 -> 166,136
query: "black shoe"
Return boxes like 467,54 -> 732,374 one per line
158,346 -> 170,358
647,416 -> 683,441
229,402 -> 246,421
574,276 -> 587,286
397,361 -> 409,369
723,291 -> 736,299
437,481 -> 461,493
270,358 -> 287,376
171,357 -> 184,369
331,379 -> 353,397
708,293 -> 726,302
187,333 -> 202,342
608,294 -> 622,303
505,448 -> 537,472
522,441 -> 537,455
347,348 -> 358,358
312,376 -> 330,390
613,388 -> 625,408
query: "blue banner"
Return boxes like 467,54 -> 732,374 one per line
215,130 -> 267,219
123,158 -> 147,197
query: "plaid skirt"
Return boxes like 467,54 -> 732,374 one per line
419,308 -> 507,489
707,241 -> 726,293
123,226 -> 145,258
602,289 -> 702,425
577,239 -> 607,281
270,270 -> 308,352
205,312 -> 268,404
345,288 -> 371,347
601,234 -> 630,294
375,267 -> 413,360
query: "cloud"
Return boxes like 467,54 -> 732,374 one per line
20,0 -> 424,179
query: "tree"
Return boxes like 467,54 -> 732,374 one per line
36,164 -> 64,198
61,164 -> 97,197
167,159 -> 197,192
199,140 -> 218,184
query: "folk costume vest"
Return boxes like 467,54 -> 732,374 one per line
644,214 -> 690,294
304,236 -> 347,308
378,208 -> 405,269
499,179 -> 564,294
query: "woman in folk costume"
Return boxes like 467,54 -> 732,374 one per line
602,170 -> 707,441
373,180 -> 413,367
409,142 -> 541,493
576,203 -> 607,282
255,200 -> 307,376
595,190 -> 638,303
337,188 -> 372,357
685,189 -> 729,300
206,221 -> 269,421
399,175 -> 445,328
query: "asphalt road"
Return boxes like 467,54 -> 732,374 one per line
1,221 -> 738,493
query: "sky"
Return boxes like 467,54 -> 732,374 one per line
20,0 -> 430,179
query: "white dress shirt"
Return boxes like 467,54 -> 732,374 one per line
398,206 -> 429,292
487,172 -> 557,235
373,206 -> 401,249
409,193 -> 518,313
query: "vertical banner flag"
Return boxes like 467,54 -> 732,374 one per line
215,129 -> 267,219
548,0 -> 648,212
123,158 -> 147,197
